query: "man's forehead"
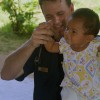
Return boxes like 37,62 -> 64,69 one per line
41,0 -> 66,8
40,0 -> 62,5
41,0 -> 67,13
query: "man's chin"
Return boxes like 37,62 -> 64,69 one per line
54,34 -> 63,41
52,27 -> 65,41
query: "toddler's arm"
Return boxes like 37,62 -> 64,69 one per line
44,39 -> 59,53
98,46 -> 100,52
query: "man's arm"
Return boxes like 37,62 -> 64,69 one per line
1,22 -> 53,80
1,39 -> 37,80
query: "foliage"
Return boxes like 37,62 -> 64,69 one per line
1,0 -> 38,36
0,0 -> 100,54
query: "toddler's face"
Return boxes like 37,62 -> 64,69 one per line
64,17 -> 90,50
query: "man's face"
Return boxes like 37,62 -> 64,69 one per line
41,0 -> 74,41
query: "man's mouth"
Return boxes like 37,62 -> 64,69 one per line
52,27 -> 65,41
55,25 -> 65,33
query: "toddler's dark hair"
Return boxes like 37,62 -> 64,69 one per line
72,8 -> 100,37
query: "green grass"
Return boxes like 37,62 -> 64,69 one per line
0,6 -> 31,54
0,0 -> 100,54
0,10 -> 28,54
0,24 -> 28,54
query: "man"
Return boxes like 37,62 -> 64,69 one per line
1,0 -> 74,100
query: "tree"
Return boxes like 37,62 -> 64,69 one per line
1,0 -> 38,36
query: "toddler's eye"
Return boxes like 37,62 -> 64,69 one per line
72,30 -> 76,33
71,30 -> 78,35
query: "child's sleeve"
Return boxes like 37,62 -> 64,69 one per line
59,37 -> 66,54
92,38 -> 100,49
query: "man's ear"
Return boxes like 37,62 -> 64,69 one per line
70,3 -> 74,12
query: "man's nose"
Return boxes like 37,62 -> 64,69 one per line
53,16 -> 60,25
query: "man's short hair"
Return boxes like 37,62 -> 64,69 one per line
39,0 -> 72,7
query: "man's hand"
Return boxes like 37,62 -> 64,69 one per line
30,21 -> 54,48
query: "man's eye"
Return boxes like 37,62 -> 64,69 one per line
46,16 -> 52,20
58,12 -> 64,16
46,17 -> 52,20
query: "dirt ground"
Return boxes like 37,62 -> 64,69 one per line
0,54 -> 34,100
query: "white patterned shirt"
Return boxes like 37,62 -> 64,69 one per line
59,37 -> 100,99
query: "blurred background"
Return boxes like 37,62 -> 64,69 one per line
0,0 -> 100,100
0,0 -> 100,55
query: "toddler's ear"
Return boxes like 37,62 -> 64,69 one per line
87,35 -> 94,42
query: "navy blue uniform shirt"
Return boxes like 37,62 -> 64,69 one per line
16,45 -> 64,100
